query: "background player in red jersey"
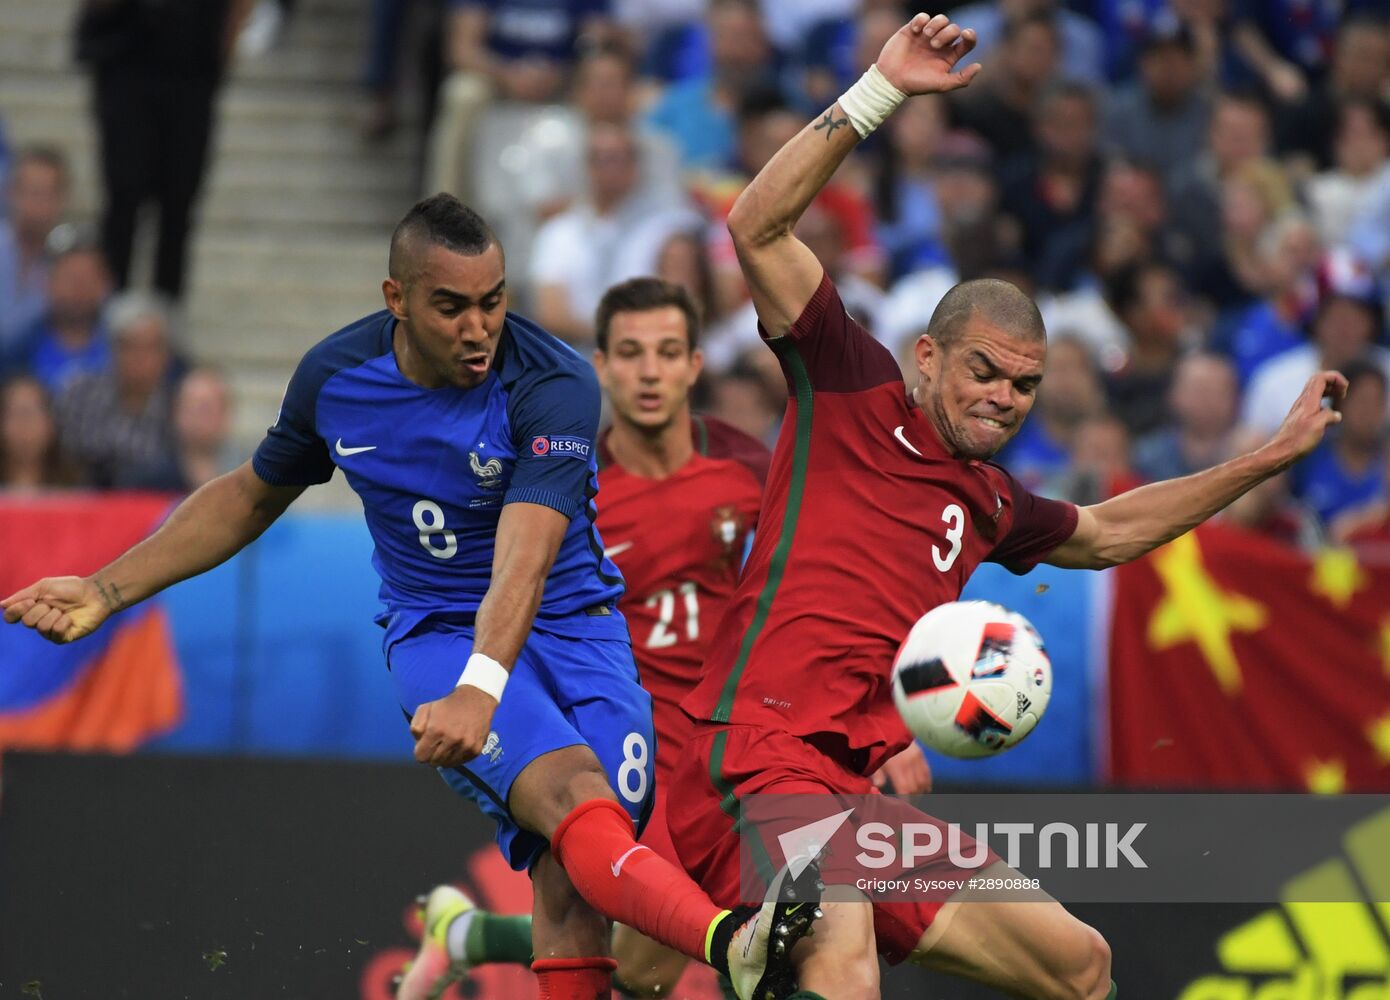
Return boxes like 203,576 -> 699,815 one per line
593,276 -> 768,997
670,12 -> 1349,1000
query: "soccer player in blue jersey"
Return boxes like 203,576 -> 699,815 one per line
1,194 -> 818,1000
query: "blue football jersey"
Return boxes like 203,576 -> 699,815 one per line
252,309 -> 626,644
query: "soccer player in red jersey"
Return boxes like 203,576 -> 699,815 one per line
669,12 -> 1349,1000
596,278 -> 927,995
400,276 -> 835,999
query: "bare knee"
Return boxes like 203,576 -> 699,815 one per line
1047,923 -> 1111,1000
511,746 -> 617,838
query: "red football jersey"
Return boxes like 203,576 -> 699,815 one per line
681,275 -> 1078,774
597,416 -> 769,773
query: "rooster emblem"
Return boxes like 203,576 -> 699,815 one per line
470,450 -> 504,489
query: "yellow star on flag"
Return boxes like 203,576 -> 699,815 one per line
1309,548 -> 1368,609
1305,759 -> 1347,795
1369,712 -> 1390,766
1148,533 -> 1267,695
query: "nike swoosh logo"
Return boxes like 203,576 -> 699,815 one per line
603,541 -> 634,559
611,845 -> 649,877
893,425 -> 923,457
335,439 -> 377,457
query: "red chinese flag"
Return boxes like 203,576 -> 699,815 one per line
1108,523 -> 1390,792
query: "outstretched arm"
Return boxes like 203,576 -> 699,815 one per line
409,501 -> 569,767
1048,371 -> 1346,569
728,12 -> 980,337
1,462 -> 305,643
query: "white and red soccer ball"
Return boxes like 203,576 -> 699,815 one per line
891,600 -> 1052,759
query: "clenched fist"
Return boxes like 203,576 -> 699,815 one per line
410,684 -> 499,768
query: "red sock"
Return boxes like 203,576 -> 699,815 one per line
532,956 -> 617,1000
551,799 -> 726,965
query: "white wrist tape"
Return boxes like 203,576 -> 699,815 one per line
457,652 -> 508,701
837,64 -> 908,139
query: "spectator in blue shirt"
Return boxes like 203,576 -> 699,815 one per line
0,147 -> 69,358
10,244 -> 111,394
948,0 -> 1105,84
643,0 -> 775,173
427,0 -> 616,200
1212,213 -> 1320,386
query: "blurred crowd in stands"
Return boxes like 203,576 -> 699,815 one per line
6,0 -> 1390,558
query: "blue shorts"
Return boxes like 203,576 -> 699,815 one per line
386,618 -> 656,871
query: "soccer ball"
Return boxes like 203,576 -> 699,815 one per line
891,600 -> 1052,759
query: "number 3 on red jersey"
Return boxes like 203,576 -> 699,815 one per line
933,504 -> 964,571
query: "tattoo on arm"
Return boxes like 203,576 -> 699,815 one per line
94,578 -> 124,612
814,111 -> 850,140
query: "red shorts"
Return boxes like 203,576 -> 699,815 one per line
667,723 -> 997,965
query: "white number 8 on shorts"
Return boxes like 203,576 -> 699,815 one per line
617,731 -> 649,804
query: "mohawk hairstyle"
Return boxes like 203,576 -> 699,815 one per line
389,194 -> 499,286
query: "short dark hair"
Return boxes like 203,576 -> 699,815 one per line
736,86 -> 794,127
389,194 -> 498,286
595,277 -> 701,352
1214,86 -> 1270,122
925,278 -> 1046,347
1105,259 -> 1176,318
1341,356 -> 1388,395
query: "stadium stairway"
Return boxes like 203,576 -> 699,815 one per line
0,0 -> 421,508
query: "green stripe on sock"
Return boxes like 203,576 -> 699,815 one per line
465,912 -> 534,965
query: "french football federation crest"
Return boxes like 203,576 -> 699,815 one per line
481,730 -> 503,762
470,450 -> 504,490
